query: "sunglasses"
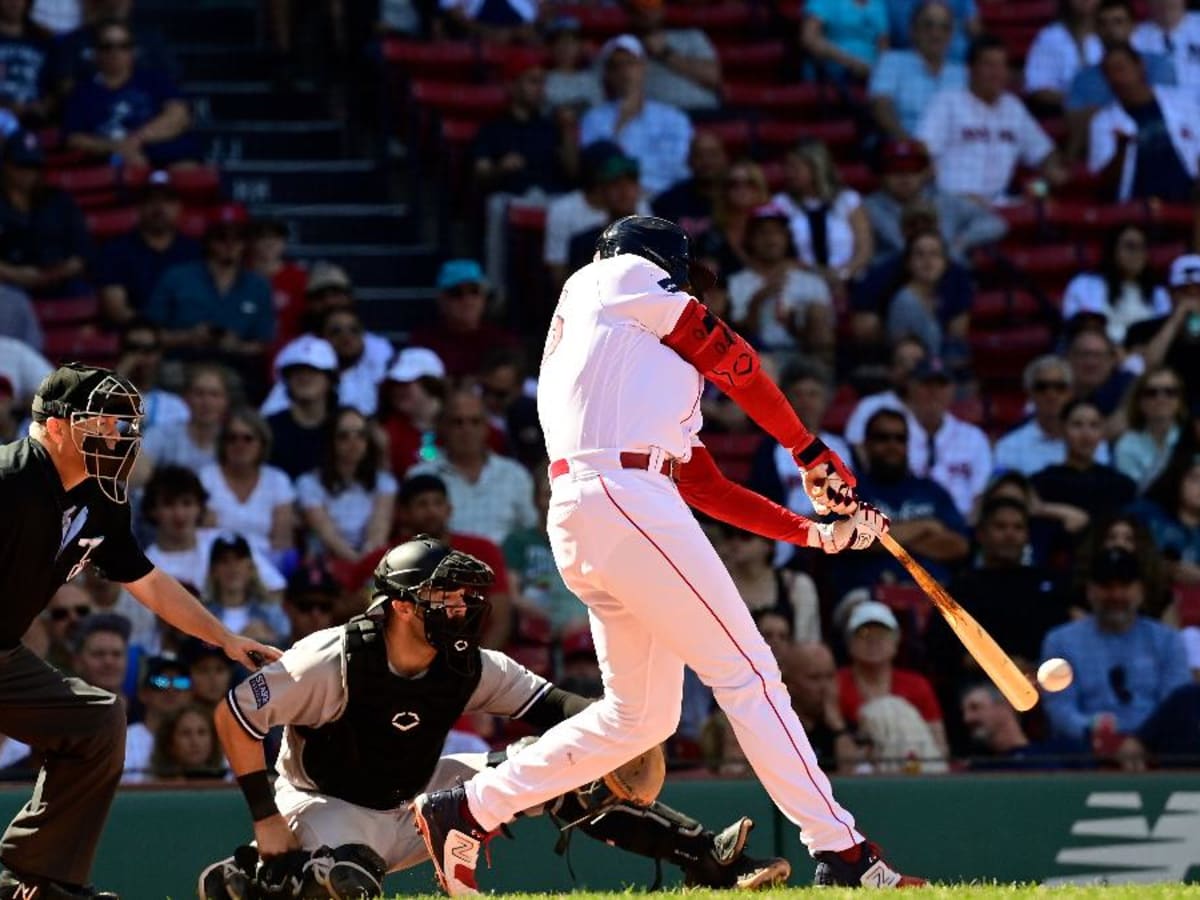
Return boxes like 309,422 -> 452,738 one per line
867,431 -> 908,444
147,674 -> 191,691
335,428 -> 367,439
50,605 -> 93,621
1108,665 -> 1132,705
1141,386 -> 1179,398
291,599 -> 334,614
1032,380 -> 1070,393
223,432 -> 258,444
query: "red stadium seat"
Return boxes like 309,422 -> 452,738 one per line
41,327 -> 118,364
411,81 -> 507,120
85,206 -> 138,240
555,4 -> 629,36
969,325 -> 1054,381
507,645 -> 553,679
987,391 -> 1030,432
514,609 -> 553,645
507,204 -> 546,230
1174,584 -> 1200,627
34,295 -> 99,327
716,41 -> 785,80
723,82 -> 824,114
479,43 -> 549,76
875,584 -> 932,634
1149,241 -> 1188,270
972,289 -> 1044,325
666,3 -> 755,31
696,119 -> 752,157
995,202 -> 1040,238
704,431 -> 763,484
980,0 -> 1056,25
169,166 -> 222,202
991,24 -> 1041,62
177,208 -> 209,238
839,162 -> 877,194
1042,200 -> 1147,237
756,118 -> 858,151
383,38 -> 477,80
44,165 -> 117,194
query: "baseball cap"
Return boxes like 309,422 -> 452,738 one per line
881,139 -> 931,174
911,357 -> 952,383
599,34 -> 644,65
399,473 -> 449,504
274,334 -> 338,374
73,612 -> 132,653
32,363 -> 141,423
436,259 -> 487,292
287,560 -> 341,599
209,531 -> 251,563
306,262 -> 353,295
3,129 -> 42,167
386,347 -> 446,383
1168,254 -> 1200,288
1090,547 -> 1141,584
595,152 -> 640,184
141,653 -> 190,689
179,637 -> 228,668
845,600 -> 900,636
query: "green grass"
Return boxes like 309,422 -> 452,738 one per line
384,887 -> 1200,900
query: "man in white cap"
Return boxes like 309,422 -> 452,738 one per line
381,347 -> 446,475
1127,252 -> 1200,410
580,34 -> 692,196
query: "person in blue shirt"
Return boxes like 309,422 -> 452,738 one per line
62,18 -> 197,169
1041,546 -> 1191,743
802,0 -> 890,83
833,407 -> 969,598
1066,0 -> 1176,113
0,0 -> 51,125
96,174 -> 202,325
886,0 -> 979,63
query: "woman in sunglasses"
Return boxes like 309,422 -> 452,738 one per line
1114,367 -> 1186,490
124,655 -> 196,783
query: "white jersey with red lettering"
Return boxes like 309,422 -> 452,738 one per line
463,252 -> 863,855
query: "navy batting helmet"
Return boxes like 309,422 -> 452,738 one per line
595,215 -> 716,293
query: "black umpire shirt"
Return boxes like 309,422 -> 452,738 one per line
0,437 -> 152,648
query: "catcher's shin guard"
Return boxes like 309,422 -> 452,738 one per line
197,846 -> 258,900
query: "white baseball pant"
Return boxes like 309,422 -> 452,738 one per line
464,461 -> 862,853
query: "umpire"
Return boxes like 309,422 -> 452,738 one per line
0,363 -> 281,900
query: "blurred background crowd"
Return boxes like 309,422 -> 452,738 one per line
0,0 -> 1199,783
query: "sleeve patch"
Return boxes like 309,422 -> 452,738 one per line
249,672 -> 271,709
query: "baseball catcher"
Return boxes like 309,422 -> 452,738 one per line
201,537 -> 790,898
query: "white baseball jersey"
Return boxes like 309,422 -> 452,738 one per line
906,412 -> 992,518
1133,14 -> 1200,97
916,88 -> 1054,200
538,254 -> 701,463
1088,86 -> 1200,202
1023,23 -> 1102,96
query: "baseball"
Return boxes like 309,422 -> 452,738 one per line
1037,658 -> 1073,692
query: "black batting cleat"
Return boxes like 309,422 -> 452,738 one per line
412,785 -> 493,896
813,840 -> 926,888
683,817 -> 792,890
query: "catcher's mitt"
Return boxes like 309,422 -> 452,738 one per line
570,744 -> 667,818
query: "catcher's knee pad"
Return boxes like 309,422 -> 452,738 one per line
300,845 -> 386,899
197,846 -> 258,900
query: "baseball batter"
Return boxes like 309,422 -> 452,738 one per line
414,217 -> 922,891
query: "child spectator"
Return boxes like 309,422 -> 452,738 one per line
149,704 -> 225,780
202,533 -> 288,645
124,654 -> 192,782
179,638 -> 233,711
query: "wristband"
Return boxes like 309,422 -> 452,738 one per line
237,770 -> 279,822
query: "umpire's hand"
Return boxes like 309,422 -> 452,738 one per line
224,634 -> 283,669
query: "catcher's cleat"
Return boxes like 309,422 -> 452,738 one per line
813,841 -> 925,888
412,785 -> 493,896
682,817 -> 791,890
0,871 -> 118,899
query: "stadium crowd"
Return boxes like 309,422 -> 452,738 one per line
0,0 -> 1198,783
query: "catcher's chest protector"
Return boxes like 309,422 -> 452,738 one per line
298,617 -> 483,810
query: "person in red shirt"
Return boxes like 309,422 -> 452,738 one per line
378,347 -> 447,477
836,600 -> 947,756
247,218 -> 308,350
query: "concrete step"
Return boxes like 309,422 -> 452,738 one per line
177,47 -> 281,82
197,120 -> 345,162
137,5 -> 258,46
356,286 -> 438,335
222,159 -> 387,204
188,85 -> 326,124
251,202 -> 416,244
289,242 -> 437,288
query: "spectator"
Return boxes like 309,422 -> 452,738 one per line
884,0 -> 979,62
408,389 -> 537,546
564,151 -> 642,273
857,696 -> 949,773
436,0 -> 537,45
1066,0 -> 1176,120
1131,0 -> 1200,99
905,357 -> 992,517
0,279 -> 38,349
1088,44 -> 1200,203
753,609 -> 794,661
885,230 -> 972,370
296,261 -> 355,336
693,159 -> 770,286
0,128 -> 89,296
1127,254 -> 1200,410
869,1 -> 967,139
179,638 -> 232,710
714,522 -> 821,644
97,173 -> 202,326
377,347 -> 445,477
315,306 -> 392,417
409,259 -> 520,380
202,532 -> 288,645
843,336 -> 927,450
749,362 -> 853,520
579,34 -> 692,197
1066,326 -> 1134,422
246,218 -> 307,347
994,355 -> 1113,476
281,561 -> 338,647
726,204 -> 834,363
771,140 -> 873,297
0,0 -> 52,125
837,601 -> 947,755
502,466 -> 587,636
43,581 -> 94,672
651,131 -> 727,237
199,408 -> 297,563
1114,367 -> 1185,489
395,473 -> 514,650
0,374 -> 19,443
124,653 -> 192,781
779,641 -> 861,773
543,139 -> 652,291
917,35 -> 1064,203
147,214 -> 274,363
49,0 -> 177,95
477,347 -> 542,469
1137,455 -> 1200,587
113,319 -> 188,430
1061,225 -> 1170,344
542,16 -> 601,113
1024,0 -> 1102,111
801,0 -> 890,83
138,362 -> 232,478
1041,547 -> 1190,741
959,683 -> 1089,769
63,18 -> 196,168
864,139 -> 1006,262
1031,399 -> 1137,529
264,335 -> 337,481
148,703 -> 225,780
838,408 -> 969,595
623,0 -> 721,111
1117,683 -> 1200,768
71,612 -> 131,698
297,407 -> 396,564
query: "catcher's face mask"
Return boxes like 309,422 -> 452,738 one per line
67,376 -> 145,504
415,583 -> 490,675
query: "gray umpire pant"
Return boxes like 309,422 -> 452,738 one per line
0,644 -> 126,886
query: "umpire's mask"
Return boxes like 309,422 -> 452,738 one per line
369,535 -> 494,675
32,364 -> 145,504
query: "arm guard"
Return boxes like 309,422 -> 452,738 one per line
520,686 -> 593,731
676,445 -> 813,545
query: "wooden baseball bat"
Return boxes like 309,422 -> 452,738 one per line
876,531 -> 1039,712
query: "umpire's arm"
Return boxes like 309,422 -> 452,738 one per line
125,567 -> 283,668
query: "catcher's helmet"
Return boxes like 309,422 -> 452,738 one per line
595,215 -> 716,293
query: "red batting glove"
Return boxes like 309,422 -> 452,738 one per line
792,436 -> 857,515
